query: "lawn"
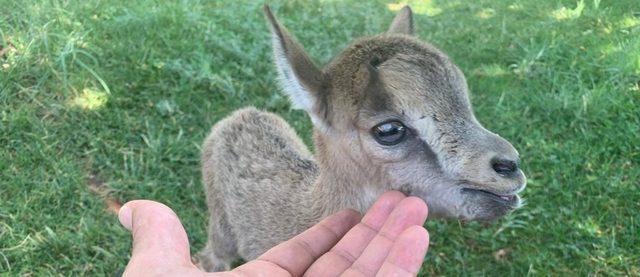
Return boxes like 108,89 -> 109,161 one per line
1,0 -> 638,275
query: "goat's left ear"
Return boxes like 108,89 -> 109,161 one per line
263,5 -> 328,128
387,6 -> 414,35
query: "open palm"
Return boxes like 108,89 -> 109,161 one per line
119,191 -> 429,276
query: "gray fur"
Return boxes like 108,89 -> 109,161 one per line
197,6 -> 526,272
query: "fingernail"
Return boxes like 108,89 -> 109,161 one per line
118,204 -> 133,230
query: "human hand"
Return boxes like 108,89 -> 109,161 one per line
118,191 -> 429,276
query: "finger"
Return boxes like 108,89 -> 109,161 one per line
376,226 -> 429,276
253,208 -> 361,277
344,197 -> 428,276
118,200 -> 194,273
304,191 -> 406,276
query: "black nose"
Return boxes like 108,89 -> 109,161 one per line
492,159 -> 518,176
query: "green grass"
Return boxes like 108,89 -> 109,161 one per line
1,0 -> 638,275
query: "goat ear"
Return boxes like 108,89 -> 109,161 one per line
387,6 -> 414,35
263,5 -> 327,127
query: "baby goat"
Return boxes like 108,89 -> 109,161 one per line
198,5 -> 526,271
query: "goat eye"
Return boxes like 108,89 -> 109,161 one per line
371,121 -> 407,146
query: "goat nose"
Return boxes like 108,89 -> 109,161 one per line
491,159 -> 518,176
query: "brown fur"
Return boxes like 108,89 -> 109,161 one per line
197,6 -> 526,272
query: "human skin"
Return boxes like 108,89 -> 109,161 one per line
118,191 -> 430,276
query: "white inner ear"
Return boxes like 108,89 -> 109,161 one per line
271,34 -> 327,130
271,35 -> 313,111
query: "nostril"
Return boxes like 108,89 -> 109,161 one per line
492,159 -> 518,176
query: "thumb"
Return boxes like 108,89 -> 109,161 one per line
119,200 -> 194,273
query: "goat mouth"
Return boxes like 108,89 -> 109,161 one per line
461,188 -> 519,207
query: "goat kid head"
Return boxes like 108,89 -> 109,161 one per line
264,6 -> 526,221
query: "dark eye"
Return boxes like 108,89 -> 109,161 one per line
371,121 -> 407,146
